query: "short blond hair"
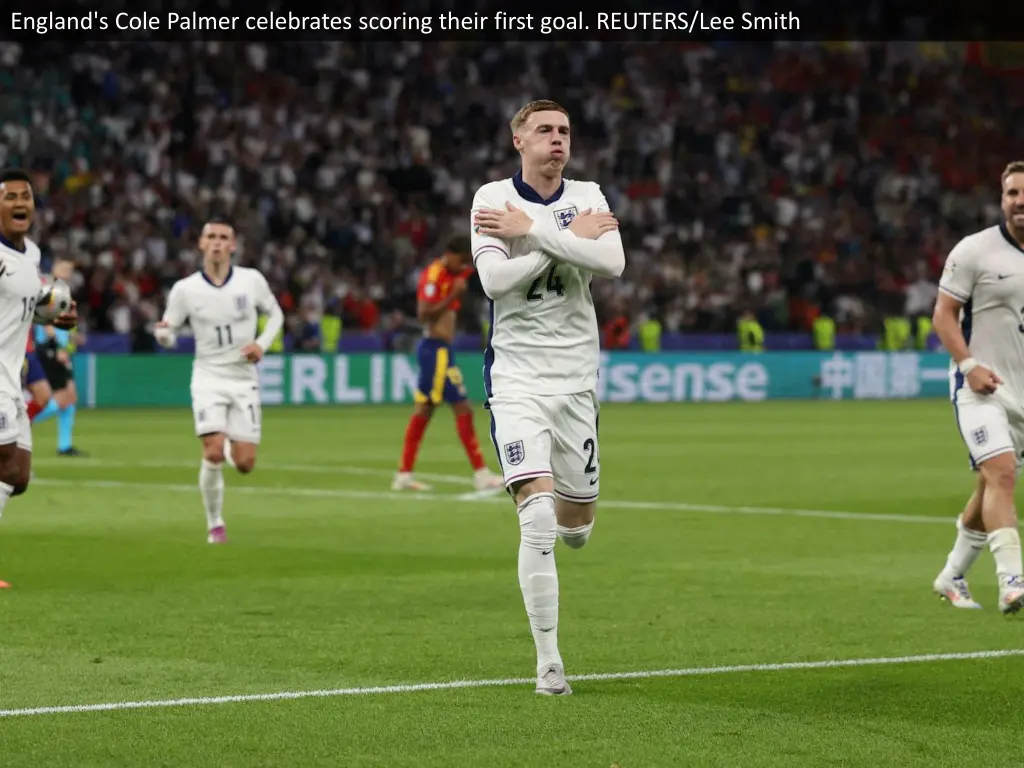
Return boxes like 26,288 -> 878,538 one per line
510,100 -> 570,135
1002,161 -> 1024,186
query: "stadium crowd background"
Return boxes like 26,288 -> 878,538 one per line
3,40 -> 1023,353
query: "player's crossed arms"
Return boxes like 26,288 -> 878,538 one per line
474,202 -> 618,241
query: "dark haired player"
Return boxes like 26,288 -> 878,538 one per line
0,168 -> 78,588
393,235 -> 503,493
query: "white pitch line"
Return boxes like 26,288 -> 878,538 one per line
31,458 -> 473,487
1,649 -> 1020,719
29,476 -> 955,525
25,459 -> 955,523
32,478 -> 451,506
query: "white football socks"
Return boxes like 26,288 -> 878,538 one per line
989,527 -> 1023,583
518,492 -> 561,673
199,459 -> 225,530
942,515 -> 987,579
0,481 -> 12,520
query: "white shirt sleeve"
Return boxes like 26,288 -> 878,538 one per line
162,281 -> 189,330
253,271 -> 285,351
475,250 -> 554,300
470,184 -> 554,299
938,237 -> 977,304
154,280 -> 189,348
528,184 -> 625,279
471,185 -> 511,265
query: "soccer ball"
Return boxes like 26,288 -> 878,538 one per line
35,275 -> 73,322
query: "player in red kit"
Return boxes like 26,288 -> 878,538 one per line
393,236 -> 503,493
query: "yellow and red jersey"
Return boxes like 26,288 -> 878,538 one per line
417,260 -> 474,314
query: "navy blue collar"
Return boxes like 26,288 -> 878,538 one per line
202,266 -> 234,287
0,232 -> 26,254
1000,223 -> 1024,254
513,170 -> 564,206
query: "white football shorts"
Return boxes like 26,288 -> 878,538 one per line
191,378 -> 262,444
488,391 -> 600,503
953,385 -> 1024,470
0,394 -> 32,452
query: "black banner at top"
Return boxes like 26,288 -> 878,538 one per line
2,0 -> 1019,42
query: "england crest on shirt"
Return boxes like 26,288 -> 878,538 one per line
553,206 -> 578,230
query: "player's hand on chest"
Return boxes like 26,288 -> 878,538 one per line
548,200 -> 585,233
517,198 -> 587,238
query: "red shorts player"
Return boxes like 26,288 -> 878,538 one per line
392,236 -> 503,493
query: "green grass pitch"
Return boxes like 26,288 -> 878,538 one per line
2,400 -> 1022,767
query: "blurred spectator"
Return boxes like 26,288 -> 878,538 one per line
602,300 -> 632,350
4,40 -> 1018,344
295,300 -> 323,352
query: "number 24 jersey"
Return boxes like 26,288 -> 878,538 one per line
471,176 -> 611,398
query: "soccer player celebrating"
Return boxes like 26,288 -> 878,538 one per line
471,101 -> 625,693
0,168 -> 77,589
155,218 -> 284,544
932,160 -> 1024,615
392,235 -> 503,493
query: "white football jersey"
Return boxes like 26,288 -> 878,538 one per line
0,235 -> 41,399
940,223 -> 1024,396
471,173 -> 614,397
163,266 -> 280,384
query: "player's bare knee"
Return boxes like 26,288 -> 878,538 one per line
0,446 -> 27,491
413,402 -> 435,420
203,450 -> 225,465
556,499 -> 595,527
201,435 -> 226,465
512,476 -> 554,506
451,401 -> 472,417
229,441 -> 257,474
9,453 -> 29,494
7,455 -> 29,495
31,380 -> 52,403
518,491 -> 557,551
555,499 -> 595,549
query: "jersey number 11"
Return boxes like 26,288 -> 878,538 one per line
215,324 -> 233,347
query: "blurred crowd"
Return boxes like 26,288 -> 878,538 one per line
2,40 -> 1022,346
